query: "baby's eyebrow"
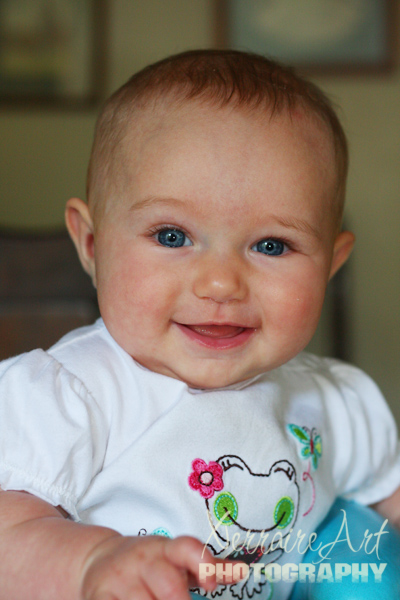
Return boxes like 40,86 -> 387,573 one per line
129,196 -> 187,213
129,197 -> 322,240
271,215 -> 322,240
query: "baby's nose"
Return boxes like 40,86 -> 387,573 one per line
193,253 -> 248,303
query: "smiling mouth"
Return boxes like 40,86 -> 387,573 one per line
175,322 -> 256,349
184,324 -> 246,338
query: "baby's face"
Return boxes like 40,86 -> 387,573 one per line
91,102 -> 351,388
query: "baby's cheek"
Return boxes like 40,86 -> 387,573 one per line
275,276 -> 325,329
290,287 -> 325,332
104,263 -> 175,334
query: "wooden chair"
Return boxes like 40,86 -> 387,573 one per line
0,228 -> 99,360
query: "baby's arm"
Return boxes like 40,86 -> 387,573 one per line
372,485 -> 400,529
0,488 -> 228,600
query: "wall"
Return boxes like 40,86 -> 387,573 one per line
0,0 -> 399,421
0,0 -> 214,228
319,72 -> 400,423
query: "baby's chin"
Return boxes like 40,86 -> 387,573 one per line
143,359 -> 262,391
183,370 -> 256,391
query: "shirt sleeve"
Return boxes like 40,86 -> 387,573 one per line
0,349 -> 109,521
327,359 -> 400,506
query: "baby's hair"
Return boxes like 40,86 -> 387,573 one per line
87,49 -> 348,226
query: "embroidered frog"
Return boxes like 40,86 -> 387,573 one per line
189,454 -> 300,599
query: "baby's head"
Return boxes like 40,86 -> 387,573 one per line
87,49 -> 348,227
66,49 -> 354,389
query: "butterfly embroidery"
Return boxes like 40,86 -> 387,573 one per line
287,424 -> 322,470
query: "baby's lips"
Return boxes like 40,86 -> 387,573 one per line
184,324 -> 245,338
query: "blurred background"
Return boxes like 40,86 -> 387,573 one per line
0,0 -> 399,423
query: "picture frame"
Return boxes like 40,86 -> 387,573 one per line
215,0 -> 396,74
0,0 -> 107,108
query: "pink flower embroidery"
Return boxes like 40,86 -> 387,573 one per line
188,458 -> 224,499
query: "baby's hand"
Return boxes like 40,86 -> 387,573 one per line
81,533 -> 238,600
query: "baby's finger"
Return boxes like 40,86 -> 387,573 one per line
163,536 -> 216,592
193,555 -> 249,591
93,587 -> 155,600
141,558 -> 191,600
164,536 -> 247,592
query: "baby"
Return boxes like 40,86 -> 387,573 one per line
0,50 -> 399,600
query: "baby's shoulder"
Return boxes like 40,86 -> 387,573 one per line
49,318 -> 114,370
47,318 -> 141,404
0,319 -> 137,411
278,351 -> 383,404
283,351 -> 367,381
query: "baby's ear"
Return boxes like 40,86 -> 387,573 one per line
65,197 -> 97,287
329,230 -> 355,280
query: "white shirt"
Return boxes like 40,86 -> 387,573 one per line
0,319 -> 399,599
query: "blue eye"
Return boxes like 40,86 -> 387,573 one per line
253,239 -> 286,256
157,228 -> 190,248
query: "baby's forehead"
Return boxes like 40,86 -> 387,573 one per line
93,96 -> 340,235
120,99 -> 336,208
124,96 -> 334,157
123,110 -> 335,218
